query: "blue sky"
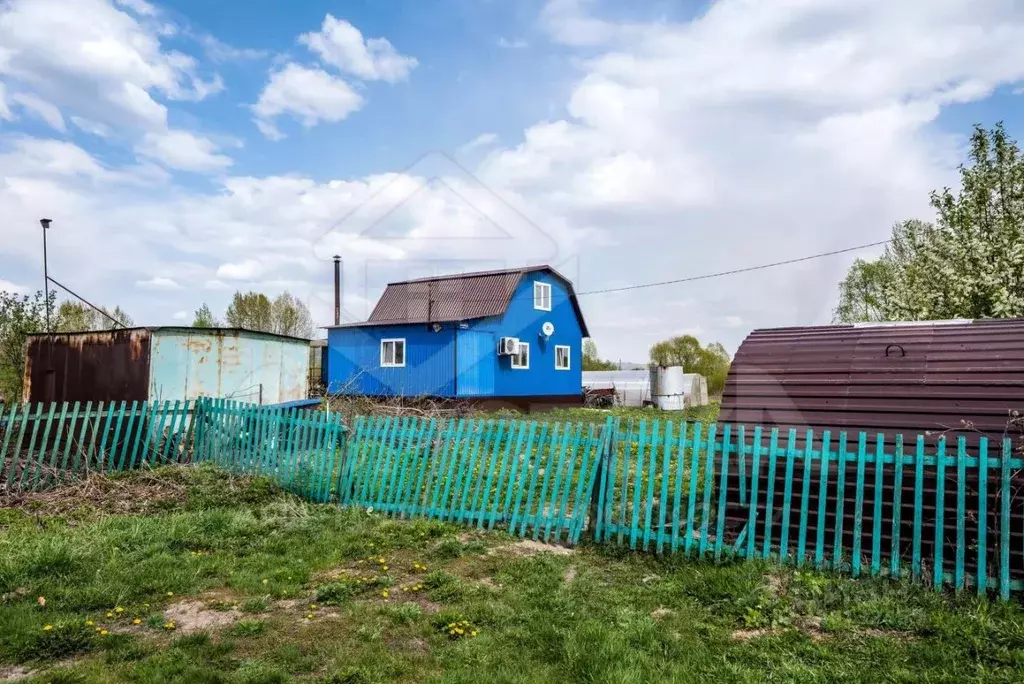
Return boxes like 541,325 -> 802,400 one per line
2,0 -> 1023,360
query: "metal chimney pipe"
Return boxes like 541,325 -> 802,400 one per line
333,255 -> 341,325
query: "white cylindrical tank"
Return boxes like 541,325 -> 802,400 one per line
652,365 -> 685,411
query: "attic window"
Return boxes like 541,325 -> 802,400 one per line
380,339 -> 406,367
534,282 -> 552,311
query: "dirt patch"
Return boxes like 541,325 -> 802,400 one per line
731,628 -> 777,642
493,540 -> 575,557
477,577 -> 500,589
0,665 -> 31,682
650,607 -> 674,620
765,573 -> 786,596
562,566 -> 577,583
0,471 -> 188,517
799,617 -> 826,642
410,596 -> 441,614
164,600 -> 241,633
276,599 -> 303,611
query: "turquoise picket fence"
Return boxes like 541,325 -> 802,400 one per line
192,398 -> 346,501
338,415 -> 610,545
595,419 -> 1024,600
4,397 -> 1022,599
0,400 -> 196,493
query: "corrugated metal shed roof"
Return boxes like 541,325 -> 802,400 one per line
719,318 -> 1024,439
329,265 -> 590,336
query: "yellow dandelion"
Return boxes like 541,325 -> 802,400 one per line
115,606 -> 124,613
381,590 -> 389,598
455,628 -> 464,635
85,620 -> 94,626
166,592 -> 174,597
95,627 -> 102,632
310,604 -> 318,610
262,579 -> 268,585
132,618 -> 141,625
144,603 -> 150,608
43,625 -> 53,631
382,565 -> 389,571
100,629 -> 109,636
164,622 -> 176,630
307,613 -> 314,619
106,612 -> 114,618
471,631 -> 478,637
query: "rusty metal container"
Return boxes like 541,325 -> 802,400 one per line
24,327 -> 310,404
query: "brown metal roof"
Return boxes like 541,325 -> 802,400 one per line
330,265 -> 590,336
719,318 -> 1024,439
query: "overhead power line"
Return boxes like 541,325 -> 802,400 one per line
574,239 -> 891,296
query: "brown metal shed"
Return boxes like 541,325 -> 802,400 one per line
720,319 -> 1024,438
718,319 -> 1024,585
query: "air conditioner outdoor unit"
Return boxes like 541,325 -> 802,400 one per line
497,337 -> 519,356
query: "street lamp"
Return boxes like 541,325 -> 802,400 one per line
40,218 -> 51,333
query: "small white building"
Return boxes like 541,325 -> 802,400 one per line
582,368 -> 710,409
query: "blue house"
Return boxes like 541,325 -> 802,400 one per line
326,266 -> 589,407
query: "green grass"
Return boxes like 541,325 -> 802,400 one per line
2,464 -> 1023,683
490,402 -> 721,427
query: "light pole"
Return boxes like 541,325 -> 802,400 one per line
40,218 -> 51,333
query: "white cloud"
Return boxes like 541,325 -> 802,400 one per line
11,92 -> 65,131
216,260 -> 266,280
716,315 -> 745,328
135,129 -> 233,172
497,37 -> 529,49
171,309 -> 189,321
198,34 -> 268,62
0,83 -> 13,120
0,138 -> 106,177
459,132 -> 498,155
0,0 -> 222,132
0,279 -> 26,293
70,116 -> 111,138
113,0 -> 156,16
252,63 -> 364,139
137,276 -> 181,289
299,14 -> 417,82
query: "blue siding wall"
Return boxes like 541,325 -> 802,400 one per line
466,272 -> 583,397
327,324 -> 456,397
455,329 -> 496,396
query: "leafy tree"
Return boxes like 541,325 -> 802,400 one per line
223,291 -> 314,338
270,291 -> 315,338
832,258 -> 895,323
835,123 -> 1024,321
53,301 -> 133,331
649,335 -> 731,395
193,303 -> 219,328
582,339 -> 618,371
225,292 -> 273,331
54,301 -> 98,331
0,289 -> 55,402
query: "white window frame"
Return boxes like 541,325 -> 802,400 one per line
511,342 -> 530,369
555,345 -> 571,370
380,338 -> 406,368
534,281 -> 552,311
